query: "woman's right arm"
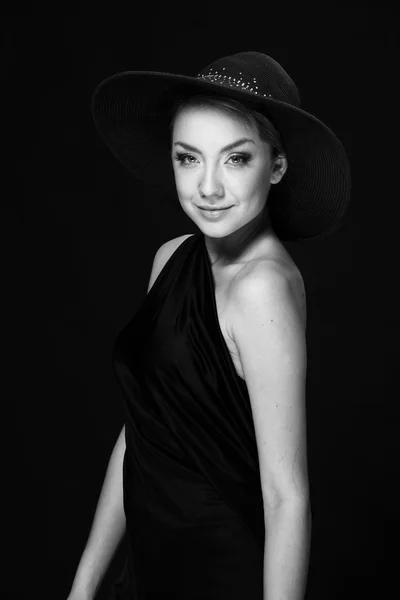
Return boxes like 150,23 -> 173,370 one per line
67,424 -> 126,600
66,235 -> 192,600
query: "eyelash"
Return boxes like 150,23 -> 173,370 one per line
173,152 -> 252,167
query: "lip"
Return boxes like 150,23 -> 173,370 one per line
197,205 -> 233,220
198,206 -> 233,210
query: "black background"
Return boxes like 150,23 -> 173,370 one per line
4,4 -> 396,599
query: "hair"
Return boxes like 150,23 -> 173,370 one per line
168,92 -> 286,161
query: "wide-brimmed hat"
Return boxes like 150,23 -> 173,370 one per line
91,51 -> 351,241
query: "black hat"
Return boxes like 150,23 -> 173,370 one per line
92,51 -> 351,241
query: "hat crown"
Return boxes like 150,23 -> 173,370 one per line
197,52 -> 301,107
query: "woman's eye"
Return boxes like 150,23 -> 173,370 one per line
173,152 -> 251,167
173,153 -> 197,166
229,153 -> 251,165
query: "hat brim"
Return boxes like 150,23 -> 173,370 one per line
92,71 -> 351,241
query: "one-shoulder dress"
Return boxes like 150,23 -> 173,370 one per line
108,232 -> 265,599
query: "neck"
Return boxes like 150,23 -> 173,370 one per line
204,206 -> 277,268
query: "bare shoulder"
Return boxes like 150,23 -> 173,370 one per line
229,254 -> 307,333
158,233 -> 195,265
147,234 -> 195,293
164,233 -> 195,253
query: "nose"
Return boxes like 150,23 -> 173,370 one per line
199,164 -> 223,198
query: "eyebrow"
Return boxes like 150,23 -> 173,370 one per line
173,137 -> 256,155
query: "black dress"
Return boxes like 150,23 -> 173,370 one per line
108,232 -> 265,599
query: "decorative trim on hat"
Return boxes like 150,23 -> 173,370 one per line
196,67 -> 273,98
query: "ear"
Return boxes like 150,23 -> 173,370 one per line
270,155 -> 288,185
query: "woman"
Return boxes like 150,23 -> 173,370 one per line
67,52 -> 351,600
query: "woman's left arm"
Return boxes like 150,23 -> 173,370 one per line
231,264 -> 311,600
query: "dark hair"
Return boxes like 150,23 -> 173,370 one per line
168,92 -> 286,161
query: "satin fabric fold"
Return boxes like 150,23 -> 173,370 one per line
109,232 -> 265,599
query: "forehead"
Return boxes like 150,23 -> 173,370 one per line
172,105 -> 258,137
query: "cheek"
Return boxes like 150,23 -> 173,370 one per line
232,171 -> 265,197
247,166 -> 271,194
174,171 -> 194,197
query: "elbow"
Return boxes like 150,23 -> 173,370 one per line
279,494 -> 312,522
282,485 -> 310,509
263,493 -> 312,532
262,483 -> 311,515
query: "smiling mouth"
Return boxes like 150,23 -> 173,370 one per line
199,206 -> 232,211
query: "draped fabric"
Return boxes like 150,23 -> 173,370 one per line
108,232 -> 265,599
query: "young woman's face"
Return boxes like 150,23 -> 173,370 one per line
171,106 -> 282,236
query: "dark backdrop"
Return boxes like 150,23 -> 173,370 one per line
4,4 -> 396,599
